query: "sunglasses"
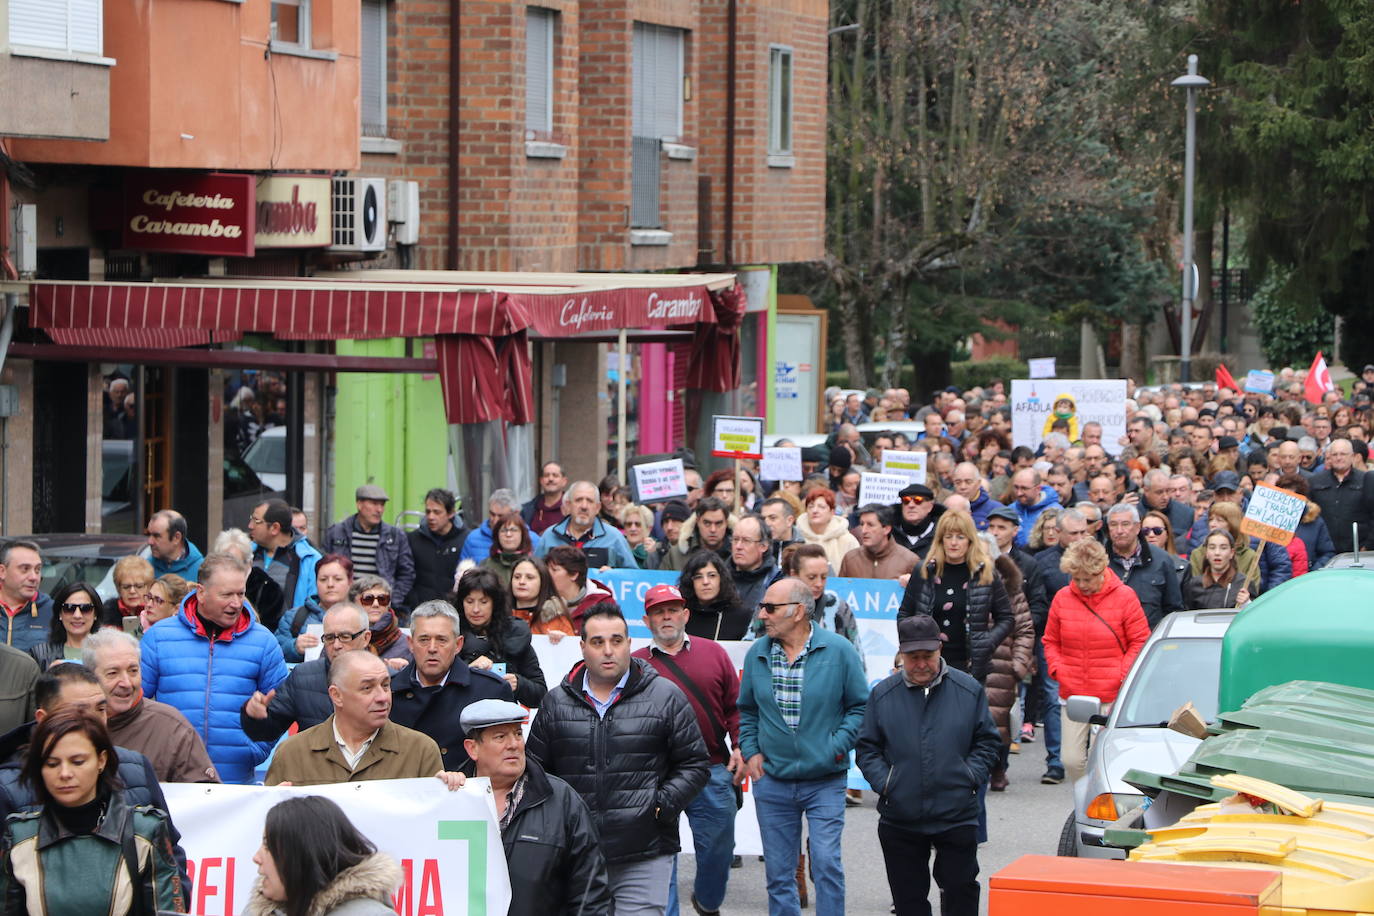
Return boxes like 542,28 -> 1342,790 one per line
757,601 -> 801,615
1140,526 -> 1167,536
61,603 -> 96,615
901,496 -> 927,506
358,594 -> 391,607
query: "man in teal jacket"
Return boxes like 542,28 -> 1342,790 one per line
738,577 -> 868,916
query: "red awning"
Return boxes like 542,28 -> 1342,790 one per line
27,270 -> 740,424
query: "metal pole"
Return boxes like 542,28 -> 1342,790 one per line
1173,55 -> 1209,384
617,328 -> 628,486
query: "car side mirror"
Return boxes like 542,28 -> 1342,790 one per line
1065,694 -> 1106,725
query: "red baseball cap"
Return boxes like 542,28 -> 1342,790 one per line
643,584 -> 686,613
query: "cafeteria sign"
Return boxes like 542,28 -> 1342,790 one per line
711,415 -> 764,460
255,175 -> 331,248
123,171 -> 256,257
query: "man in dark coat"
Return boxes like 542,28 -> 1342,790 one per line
1308,438 -> 1374,553
405,487 -> 467,608
1104,504 -> 1183,629
891,484 -> 944,560
527,604 -> 708,916
459,699 -> 612,916
857,615 -> 1001,916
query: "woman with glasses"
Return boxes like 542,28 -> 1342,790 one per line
678,550 -> 751,640
617,504 -> 658,569
1027,506 -> 1060,553
1140,510 -> 1191,589
480,513 -> 533,588
350,575 -> 412,672
452,569 -> 546,706
508,556 -> 576,640
274,554 -> 355,663
101,556 -> 154,628
129,574 -> 192,638
31,583 -> 104,669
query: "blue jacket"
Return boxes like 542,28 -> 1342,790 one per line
140,594 -> 289,784
273,597 -> 325,663
150,540 -> 204,581
460,521 -> 495,564
856,662 -> 1001,833
738,626 -> 868,780
0,595 -> 52,654
1013,487 -> 1061,547
967,490 -> 996,530
1295,514 -> 1337,571
253,533 -> 321,614
534,517 -> 638,569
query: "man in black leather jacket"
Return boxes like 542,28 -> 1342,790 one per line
527,604 -> 708,916
459,699 -> 612,916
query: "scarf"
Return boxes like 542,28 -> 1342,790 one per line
369,611 -> 402,655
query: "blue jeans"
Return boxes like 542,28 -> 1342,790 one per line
667,763 -> 736,916
752,772 -> 846,916
1036,642 -> 1062,771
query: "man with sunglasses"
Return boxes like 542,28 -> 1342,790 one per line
241,603 -> 373,744
891,483 -> 945,560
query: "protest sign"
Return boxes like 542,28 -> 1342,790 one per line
880,450 -> 927,485
1028,357 -> 1056,379
1010,379 -> 1127,456
1244,370 -> 1275,395
710,415 -> 765,460
1240,482 -> 1306,546
760,446 -> 803,482
162,779 -> 510,916
857,472 -> 909,507
631,458 -> 688,502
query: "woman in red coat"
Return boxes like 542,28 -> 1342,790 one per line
1043,538 -> 1150,783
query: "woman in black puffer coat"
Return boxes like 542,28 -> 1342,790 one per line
452,569 -> 547,707
897,510 -> 1014,682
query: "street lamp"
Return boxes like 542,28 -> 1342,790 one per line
1172,54 -> 1209,384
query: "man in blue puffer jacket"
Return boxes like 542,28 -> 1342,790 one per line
140,552 -> 289,784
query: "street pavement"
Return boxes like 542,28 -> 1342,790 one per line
677,737 -> 1073,915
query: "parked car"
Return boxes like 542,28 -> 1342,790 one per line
24,534 -> 148,603
1059,608 -> 1236,859
103,439 -> 281,535
242,426 -> 287,492
768,432 -> 828,450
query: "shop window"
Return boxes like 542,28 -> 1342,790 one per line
769,46 -> 793,155
525,7 -> 556,136
271,0 -> 310,47
361,0 -> 387,137
9,0 -> 102,56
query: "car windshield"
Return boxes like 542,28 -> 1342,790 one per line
243,434 -> 286,476
1114,638 -> 1222,727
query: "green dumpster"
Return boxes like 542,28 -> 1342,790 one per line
1186,728 -> 1374,797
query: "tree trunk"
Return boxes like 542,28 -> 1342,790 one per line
910,345 -> 952,402
836,290 -> 872,388
878,291 -> 911,388
1120,322 -> 1146,386
1079,319 -> 1102,378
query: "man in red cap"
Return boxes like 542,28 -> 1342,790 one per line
632,584 -> 742,916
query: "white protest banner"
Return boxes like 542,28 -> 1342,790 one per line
760,446 -> 803,482
632,458 -> 688,501
880,450 -> 927,485
163,778 -> 509,916
1244,370 -> 1275,395
1028,357 -> 1057,379
857,472 -> 909,508
710,415 -> 765,460
1240,482 -> 1306,547
1010,379 -> 1127,456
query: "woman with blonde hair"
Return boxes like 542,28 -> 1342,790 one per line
1042,539 -> 1149,782
1027,507 -> 1060,552
896,510 -> 1013,682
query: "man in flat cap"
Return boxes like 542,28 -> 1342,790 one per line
459,699 -> 612,916
322,483 -> 416,607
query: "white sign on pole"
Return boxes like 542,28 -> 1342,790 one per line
760,447 -> 803,482
1244,370 -> 1275,394
857,472 -> 910,507
632,458 -> 688,501
711,415 -> 765,460
162,779 -> 511,916
880,450 -> 927,485
1028,357 -> 1057,379
1010,379 -> 1128,456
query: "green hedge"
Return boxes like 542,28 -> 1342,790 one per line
951,357 -> 1028,391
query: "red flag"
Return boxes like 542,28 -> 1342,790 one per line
1305,351 -> 1335,403
1216,363 -> 1239,392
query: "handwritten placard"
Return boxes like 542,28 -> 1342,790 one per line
632,458 -> 689,502
857,472 -> 910,507
711,415 -> 765,460
881,450 -> 928,485
1240,482 -> 1306,546
761,447 -> 803,482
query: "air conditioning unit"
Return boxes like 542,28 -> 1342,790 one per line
387,179 -> 421,246
330,177 -> 387,252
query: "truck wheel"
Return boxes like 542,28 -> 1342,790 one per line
1057,811 -> 1078,857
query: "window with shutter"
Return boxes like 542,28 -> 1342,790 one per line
9,0 -> 102,56
632,22 -> 684,141
525,8 -> 556,136
769,46 -> 793,154
361,0 -> 387,137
